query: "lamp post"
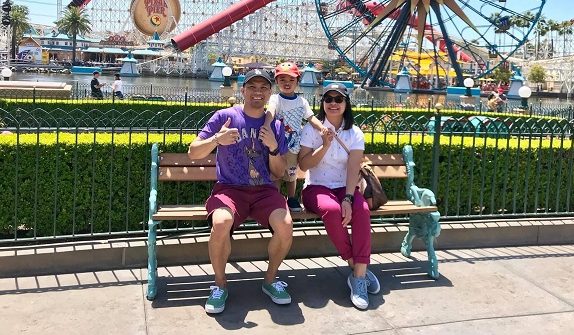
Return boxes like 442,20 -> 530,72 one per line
463,77 -> 474,97
1,66 -> 12,80
460,78 -> 475,110
431,102 -> 443,194
220,66 -> 234,99
518,85 -> 532,110
222,66 -> 232,87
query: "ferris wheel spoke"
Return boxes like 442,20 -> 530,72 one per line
367,5 -> 411,86
329,16 -> 367,40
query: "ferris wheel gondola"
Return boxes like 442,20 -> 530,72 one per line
315,0 -> 546,89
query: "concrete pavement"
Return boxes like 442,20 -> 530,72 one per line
1,245 -> 573,335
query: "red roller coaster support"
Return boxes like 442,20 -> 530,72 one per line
67,0 -> 92,8
171,0 -> 275,51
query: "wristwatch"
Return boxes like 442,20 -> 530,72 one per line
343,194 -> 354,204
269,146 -> 280,156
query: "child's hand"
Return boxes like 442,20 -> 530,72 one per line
319,126 -> 330,136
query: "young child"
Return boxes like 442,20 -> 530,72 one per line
264,62 -> 327,211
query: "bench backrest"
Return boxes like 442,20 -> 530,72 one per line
157,153 -> 407,182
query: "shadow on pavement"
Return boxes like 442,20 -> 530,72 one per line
149,260 -> 453,331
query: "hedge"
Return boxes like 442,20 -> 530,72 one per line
1,99 -> 559,129
1,131 -> 573,239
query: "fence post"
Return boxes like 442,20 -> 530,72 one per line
184,91 -> 188,106
312,96 -> 316,110
33,87 -> 36,104
371,98 -> 374,113
430,103 -> 442,195
150,83 -> 153,96
529,103 -> 533,117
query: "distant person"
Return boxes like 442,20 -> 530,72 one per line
487,93 -> 504,112
90,71 -> 105,99
264,62 -> 328,211
111,74 -> 124,100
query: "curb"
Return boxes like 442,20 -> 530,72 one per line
1,218 -> 573,277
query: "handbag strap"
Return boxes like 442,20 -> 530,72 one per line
333,133 -> 351,155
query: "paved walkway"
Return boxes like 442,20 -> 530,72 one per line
1,245 -> 573,335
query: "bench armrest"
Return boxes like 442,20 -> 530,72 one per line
409,185 -> 437,207
148,143 -> 159,221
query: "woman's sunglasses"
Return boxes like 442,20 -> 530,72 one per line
323,96 -> 346,103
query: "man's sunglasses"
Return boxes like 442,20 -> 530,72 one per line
323,96 -> 346,103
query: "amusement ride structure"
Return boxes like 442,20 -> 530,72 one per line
4,1 -> 551,90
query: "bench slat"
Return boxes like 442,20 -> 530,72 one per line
364,154 -> 405,166
160,153 -> 216,167
152,201 -> 437,220
371,166 -> 407,178
159,153 -> 405,168
157,200 -> 416,212
159,166 -> 217,181
158,165 -> 407,181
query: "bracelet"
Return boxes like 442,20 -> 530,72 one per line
269,146 -> 280,156
343,194 -> 354,204
213,133 -> 220,145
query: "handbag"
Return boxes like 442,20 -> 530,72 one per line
334,134 -> 388,209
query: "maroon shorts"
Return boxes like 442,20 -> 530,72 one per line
205,183 -> 288,232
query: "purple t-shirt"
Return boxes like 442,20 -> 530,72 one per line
198,106 -> 287,186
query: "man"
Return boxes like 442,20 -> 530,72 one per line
188,69 -> 293,314
90,71 -> 104,99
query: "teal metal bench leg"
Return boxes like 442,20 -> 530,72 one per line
400,229 -> 415,257
147,143 -> 160,301
404,211 -> 441,279
425,211 -> 441,279
146,219 -> 158,301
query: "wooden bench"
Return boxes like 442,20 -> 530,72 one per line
145,144 -> 440,300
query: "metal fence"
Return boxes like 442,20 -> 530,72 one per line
1,107 -> 573,244
1,83 -> 573,119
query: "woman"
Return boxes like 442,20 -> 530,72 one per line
298,83 -> 380,310
111,74 -> 124,100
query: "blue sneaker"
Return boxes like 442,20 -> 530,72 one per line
204,285 -> 228,314
365,269 -> 381,294
347,274 -> 369,310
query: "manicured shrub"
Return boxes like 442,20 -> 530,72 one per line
1,131 -> 572,239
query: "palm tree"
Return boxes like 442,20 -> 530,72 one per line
558,20 -> 573,56
54,6 -> 91,65
9,5 -> 31,61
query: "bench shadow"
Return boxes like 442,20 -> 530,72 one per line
149,260 -> 453,330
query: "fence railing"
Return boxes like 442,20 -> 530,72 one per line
1,83 -> 573,119
1,107 -> 573,244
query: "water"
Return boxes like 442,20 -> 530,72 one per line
7,72 -> 570,105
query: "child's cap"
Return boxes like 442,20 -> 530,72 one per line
274,62 -> 300,78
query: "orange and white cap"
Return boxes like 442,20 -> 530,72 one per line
274,62 -> 301,78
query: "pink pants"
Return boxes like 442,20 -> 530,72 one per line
302,185 -> 371,264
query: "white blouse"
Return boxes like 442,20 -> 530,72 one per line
300,118 -> 365,189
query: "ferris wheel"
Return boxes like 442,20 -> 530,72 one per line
315,0 -> 546,89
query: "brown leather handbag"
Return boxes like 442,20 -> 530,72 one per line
334,135 -> 388,209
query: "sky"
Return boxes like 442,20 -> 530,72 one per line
12,0 -> 574,28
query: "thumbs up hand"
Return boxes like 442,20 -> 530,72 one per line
214,117 -> 240,146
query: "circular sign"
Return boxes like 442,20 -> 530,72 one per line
131,0 -> 181,36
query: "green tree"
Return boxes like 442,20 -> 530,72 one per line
528,65 -> 546,84
9,5 -> 31,61
54,6 -> 92,65
491,66 -> 512,84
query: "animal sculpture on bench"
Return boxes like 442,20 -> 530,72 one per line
401,146 -> 441,279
